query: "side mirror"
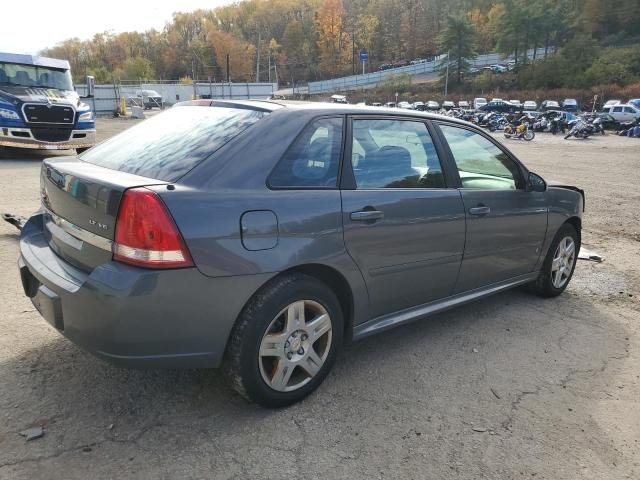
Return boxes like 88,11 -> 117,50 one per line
528,172 -> 547,192
85,75 -> 95,98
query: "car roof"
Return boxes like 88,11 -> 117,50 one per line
196,99 -> 477,127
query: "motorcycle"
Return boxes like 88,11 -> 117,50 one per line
504,120 -> 535,140
584,115 -> 605,135
564,119 -> 591,139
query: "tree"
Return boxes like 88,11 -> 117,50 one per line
438,13 -> 477,85
315,0 -> 351,77
119,56 -> 155,80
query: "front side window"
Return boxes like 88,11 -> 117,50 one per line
351,119 -> 445,189
269,117 -> 343,188
440,124 -> 523,190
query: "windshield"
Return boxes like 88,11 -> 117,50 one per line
80,106 -> 268,181
0,62 -> 73,90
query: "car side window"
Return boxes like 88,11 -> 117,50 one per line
439,124 -> 523,190
351,119 -> 446,189
269,117 -> 343,188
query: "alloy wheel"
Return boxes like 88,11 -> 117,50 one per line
258,300 -> 333,392
551,236 -> 576,289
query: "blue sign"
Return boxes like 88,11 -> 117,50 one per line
359,50 -> 369,61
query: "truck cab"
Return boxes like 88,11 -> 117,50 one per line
0,52 -> 96,152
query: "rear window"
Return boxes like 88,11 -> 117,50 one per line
80,106 -> 267,181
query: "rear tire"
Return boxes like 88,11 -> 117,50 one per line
528,223 -> 579,298
223,272 -> 343,408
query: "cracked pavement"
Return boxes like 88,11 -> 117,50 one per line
1,122 -> 639,479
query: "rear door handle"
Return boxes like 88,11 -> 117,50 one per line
350,210 -> 384,221
469,206 -> 491,216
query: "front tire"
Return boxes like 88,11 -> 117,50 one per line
223,272 -> 343,407
529,223 -> 579,297
524,131 -> 535,141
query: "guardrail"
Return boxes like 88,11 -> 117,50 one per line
308,48 -> 550,94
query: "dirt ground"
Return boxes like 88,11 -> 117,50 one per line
0,119 -> 639,479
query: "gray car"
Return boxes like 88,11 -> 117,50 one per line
18,101 -> 584,407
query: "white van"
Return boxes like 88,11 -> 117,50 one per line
473,97 -> 487,110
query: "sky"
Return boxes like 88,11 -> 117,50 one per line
1,0 -> 232,54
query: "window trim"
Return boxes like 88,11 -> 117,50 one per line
432,121 -> 529,191
266,115 -> 347,190
340,114 -> 455,191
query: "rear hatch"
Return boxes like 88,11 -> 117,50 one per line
40,157 -> 166,272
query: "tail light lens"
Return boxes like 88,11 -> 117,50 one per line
113,187 -> 193,269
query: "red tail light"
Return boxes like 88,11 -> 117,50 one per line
113,187 -> 193,269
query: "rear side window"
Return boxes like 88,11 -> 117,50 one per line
80,106 -> 267,181
269,117 -> 343,188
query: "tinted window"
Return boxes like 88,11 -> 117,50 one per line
351,119 -> 445,189
81,106 -> 267,182
440,125 -> 523,190
269,117 -> 343,188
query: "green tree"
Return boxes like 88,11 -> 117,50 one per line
120,56 -> 155,80
438,13 -> 477,85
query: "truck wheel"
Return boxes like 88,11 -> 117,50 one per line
528,223 -> 579,298
223,272 -> 343,407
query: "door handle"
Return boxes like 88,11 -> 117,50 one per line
469,206 -> 491,216
350,210 -> 384,222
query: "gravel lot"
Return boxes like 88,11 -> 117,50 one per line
1,119 -> 639,479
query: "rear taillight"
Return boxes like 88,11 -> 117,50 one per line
113,187 -> 193,269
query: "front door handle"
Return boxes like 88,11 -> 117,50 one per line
469,206 -> 491,216
350,210 -> 384,222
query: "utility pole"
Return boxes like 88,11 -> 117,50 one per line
444,50 -> 450,98
226,54 -> 230,98
192,59 -> 197,99
268,51 -> 271,83
256,31 -> 261,82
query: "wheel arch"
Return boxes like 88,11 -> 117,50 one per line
288,263 -> 355,343
564,216 -> 582,246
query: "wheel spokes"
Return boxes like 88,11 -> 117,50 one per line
270,359 -> 294,390
285,301 -> 305,332
300,348 -> 322,377
259,332 -> 288,358
306,313 -> 331,343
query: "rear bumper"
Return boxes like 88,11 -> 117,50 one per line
18,214 -> 273,368
0,128 -> 96,150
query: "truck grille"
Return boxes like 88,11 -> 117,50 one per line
22,104 -> 75,124
30,126 -> 73,142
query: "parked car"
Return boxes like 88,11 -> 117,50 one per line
479,100 -> 519,113
490,64 -> 508,73
426,100 -> 440,110
602,99 -> 621,109
474,97 -> 488,110
134,90 -> 163,110
594,112 -> 620,130
412,101 -> 426,111
469,67 -> 480,75
510,100 -> 522,107
378,63 -> 393,71
384,102 -> 396,108
523,100 -> 538,111
491,98 -> 504,102
371,102 -> 383,107
627,98 -> 640,109
562,99 -> 579,112
458,100 -> 470,108
541,100 -> 561,111
397,101 -> 413,109
18,100 -> 584,407
442,100 -> 455,110
392,60 -> 410,68
331,94 -> 348,104
606,103 -> 640,123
